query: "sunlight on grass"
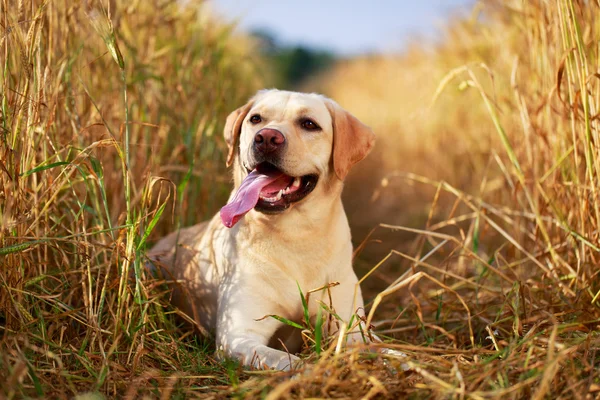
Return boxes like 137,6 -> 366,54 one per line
2,0 -> 600,398
1,0 -> 262,397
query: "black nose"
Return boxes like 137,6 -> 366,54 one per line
254,128 -> 285,154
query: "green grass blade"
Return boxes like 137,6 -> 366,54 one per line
0,241 -> 40,255
264,314 -> 303,330
20,161 -> 69,177
315,305 -> 323,356
26,361 -> 44,397
297,281 -> 311,328
136,202 -> 167,251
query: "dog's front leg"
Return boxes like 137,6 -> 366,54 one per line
216,295 -> 299,371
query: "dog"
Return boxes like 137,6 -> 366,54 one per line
148,89 -> 376,370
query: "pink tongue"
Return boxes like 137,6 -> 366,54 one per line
220,168 -> 284,228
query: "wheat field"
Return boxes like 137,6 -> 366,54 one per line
1,0 -> 600,398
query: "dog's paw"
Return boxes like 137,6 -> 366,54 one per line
272,353 -> 300,371
249,350 -> 300,371
379,348 -> 407,358
379,347 -> 410,372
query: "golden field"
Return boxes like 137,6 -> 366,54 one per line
1,0 -> 600,398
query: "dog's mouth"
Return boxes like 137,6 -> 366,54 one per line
220,162 -> 318,228
253,163 -> 318,213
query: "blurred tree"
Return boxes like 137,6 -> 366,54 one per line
251,29 -> 335,89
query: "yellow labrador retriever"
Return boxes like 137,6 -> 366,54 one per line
148,89 -> 375,370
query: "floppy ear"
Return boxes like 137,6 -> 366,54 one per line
326,101 -> 376,181
224,101 -> 254,167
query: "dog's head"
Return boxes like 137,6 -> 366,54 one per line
220,89 -> 375,228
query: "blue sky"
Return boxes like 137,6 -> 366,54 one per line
209,1 -> 474,55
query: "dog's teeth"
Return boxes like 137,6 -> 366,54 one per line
260,194 -> 280,202
276,190 -> 283,200
292,177 -> 301,188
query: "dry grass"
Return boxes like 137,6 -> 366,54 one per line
1,0 -> 263,397
307,0 -> 600,398
2,0 -> 600,399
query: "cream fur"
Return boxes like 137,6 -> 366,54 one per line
148,90 -> 375,370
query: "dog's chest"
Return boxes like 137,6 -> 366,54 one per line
220,213 -> 353,318
244,250 -> 330,288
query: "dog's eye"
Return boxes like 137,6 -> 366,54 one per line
249,114 -> 262,124
301,119 -> 320,131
